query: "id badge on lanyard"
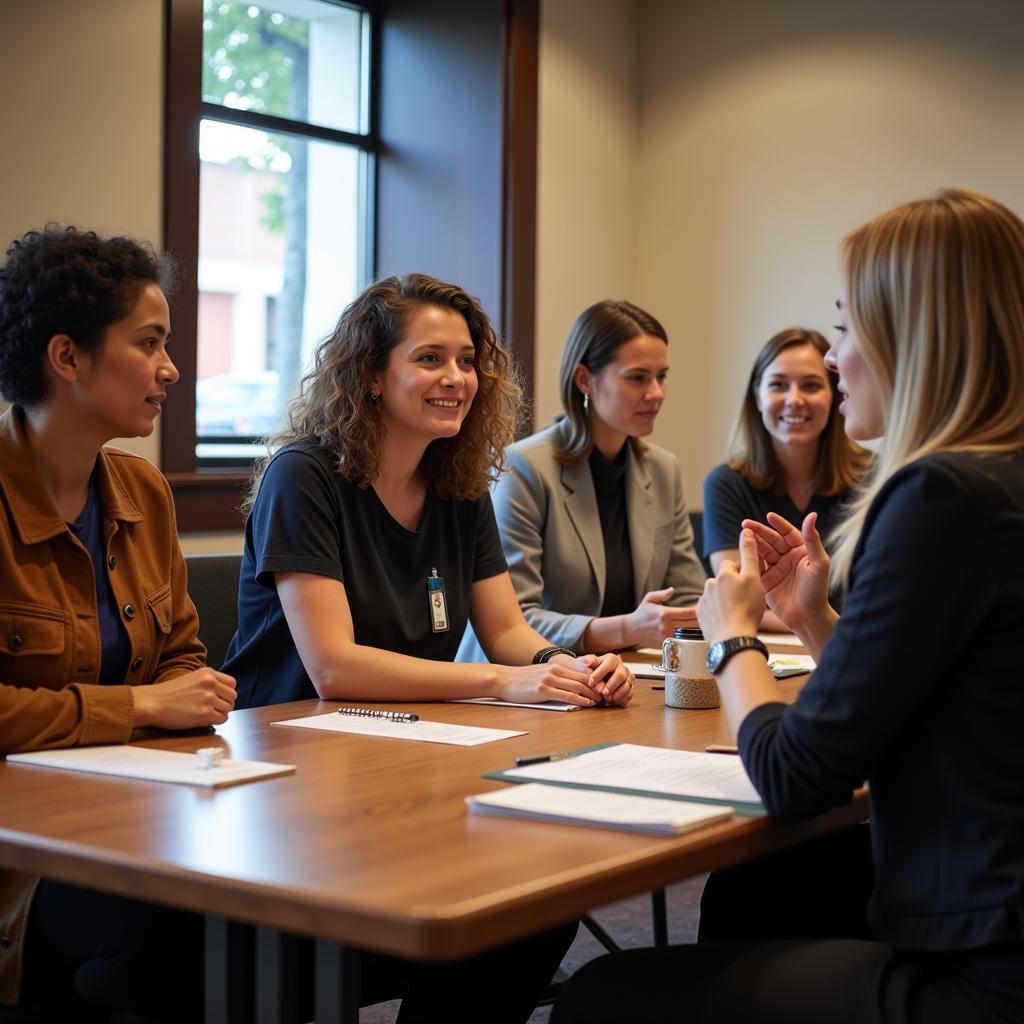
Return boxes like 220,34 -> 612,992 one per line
427,567 -> 449,633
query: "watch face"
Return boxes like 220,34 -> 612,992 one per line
706,641 -> 726,674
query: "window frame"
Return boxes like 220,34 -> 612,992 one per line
163,0 -> 379,525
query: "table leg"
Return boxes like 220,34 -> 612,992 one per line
651,888 -> 669,946
315,940 -> 360,1024
205,916 -> 254,1024
256,928 -> 301,1024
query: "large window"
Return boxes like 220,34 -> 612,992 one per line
164,0 -> 539,530
163,0 -> 376,516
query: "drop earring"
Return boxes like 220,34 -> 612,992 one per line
369,391 -> 381,409
583,393 -> 590,412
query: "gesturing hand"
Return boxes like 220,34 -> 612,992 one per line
625,588 -> 699,648
742,511 -> 831,632
697,528 -> 765,645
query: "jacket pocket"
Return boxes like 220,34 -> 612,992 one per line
0,603 -> 66,656
0,603 -> 67,689
136,583 -> 173,680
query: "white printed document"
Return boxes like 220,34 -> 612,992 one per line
758,632 -> 804,648
7,746 -> 295,789
468,782 -> 733,836
768,653 -> 816,678
621,661 -> 665,679
504,743 -> 762,811
274,711 -> 525,745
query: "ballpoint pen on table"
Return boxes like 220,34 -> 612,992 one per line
514,751 -> 573,767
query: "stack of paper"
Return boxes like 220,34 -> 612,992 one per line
7,746 -> 295,789
491,742 -> 764,815
468,782 -> 733,836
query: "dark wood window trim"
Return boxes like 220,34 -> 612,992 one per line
163,0 -> 539,531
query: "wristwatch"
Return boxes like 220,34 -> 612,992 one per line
706,636 -> 769,675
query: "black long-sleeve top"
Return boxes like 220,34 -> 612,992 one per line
738,451 -> 1024,953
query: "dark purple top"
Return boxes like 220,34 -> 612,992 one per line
67,473 -> 131,684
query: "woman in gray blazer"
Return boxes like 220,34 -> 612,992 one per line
459,300 -> 706,659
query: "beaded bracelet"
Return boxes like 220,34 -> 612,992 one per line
532,645 -> 577,664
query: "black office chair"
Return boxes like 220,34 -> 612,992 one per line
689,508 -> 712,577
183,552 -> 243,669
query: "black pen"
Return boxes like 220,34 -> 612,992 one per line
514,751 -> 573,767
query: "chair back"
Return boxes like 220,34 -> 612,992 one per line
183,552 -> 242,670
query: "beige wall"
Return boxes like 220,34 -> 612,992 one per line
1,0 -> 165,464
537,0 -> 1024,505
0,1 -> 244,552
534,0 -> 639,427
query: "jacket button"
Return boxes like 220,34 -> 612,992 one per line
9,634 -> 24,652
123,603 -> 136,621
131,657 -> 144,672
108,555 -> 117,569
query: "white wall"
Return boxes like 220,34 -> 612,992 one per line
537,0 -> 1024,505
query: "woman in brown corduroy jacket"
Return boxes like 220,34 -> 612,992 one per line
0,226 -> 236,1022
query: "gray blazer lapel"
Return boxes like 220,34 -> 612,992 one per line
560,459 -> 606,605
626,447 -> 657,602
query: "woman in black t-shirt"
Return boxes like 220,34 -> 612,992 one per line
553,190 -> 1024,1024
226,272 -> 632,712
226,272 -> 635,1023
703,327 -> 869,627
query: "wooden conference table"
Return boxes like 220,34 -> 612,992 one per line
0,664 -> 867,1023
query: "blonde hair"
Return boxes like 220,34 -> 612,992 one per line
243,273 -> 522,515
728,327 -> 870,496
830,188 -> 1024,587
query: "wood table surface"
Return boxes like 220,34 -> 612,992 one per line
0,671 -> 866,963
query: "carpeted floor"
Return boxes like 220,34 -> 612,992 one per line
357,874 -> 707,1023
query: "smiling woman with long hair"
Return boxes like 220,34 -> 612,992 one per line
459,298 -> 706,662
703,326 -> 869,626
223,272 -> 636,1023
553,188 -> 1024,1024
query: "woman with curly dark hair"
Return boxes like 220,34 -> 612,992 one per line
225,272 -> 633,715
223,273 -> 621,1021
0,225 -> 236,1020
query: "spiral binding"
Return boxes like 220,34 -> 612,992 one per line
337,706 -> 419,723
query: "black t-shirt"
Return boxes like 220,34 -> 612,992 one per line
225,440 -> 508,708
702,463 -> 851,559
588,446 -> 635,617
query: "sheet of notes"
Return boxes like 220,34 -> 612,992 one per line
506,743 -> 761,806
274,711 -> 526,746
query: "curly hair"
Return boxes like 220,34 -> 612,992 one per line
727,327 -> 870,495
244,273 -> 523,514
554,299 -> 669,463
0,224 -> 171,407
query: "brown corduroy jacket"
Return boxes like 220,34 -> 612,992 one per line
0,407 -> 204,1004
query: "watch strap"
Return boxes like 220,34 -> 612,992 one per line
706,636 -> 769,675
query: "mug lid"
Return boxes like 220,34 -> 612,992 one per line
674,626 -> 704,640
